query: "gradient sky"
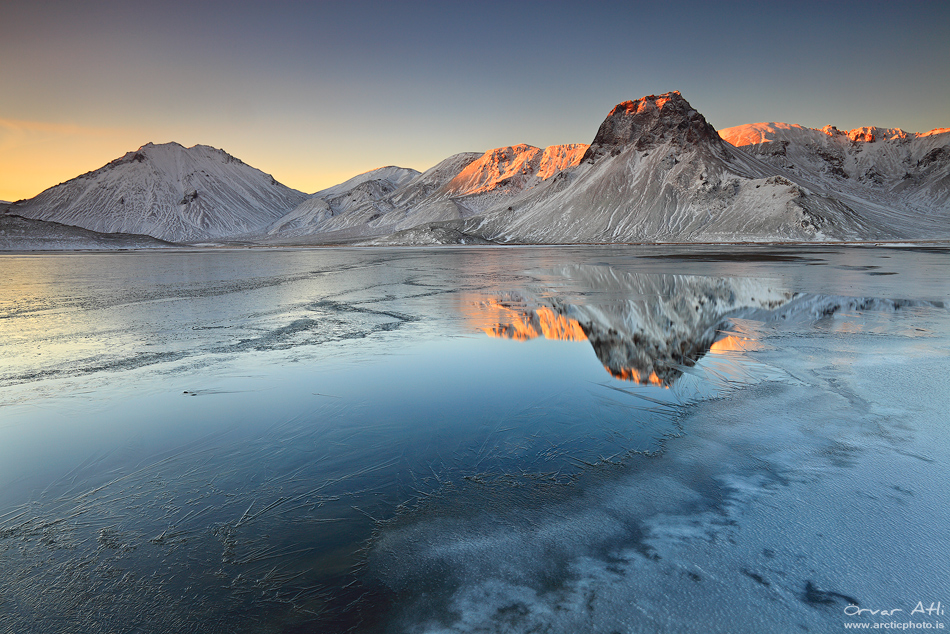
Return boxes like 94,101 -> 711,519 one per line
2,0 -> 948,201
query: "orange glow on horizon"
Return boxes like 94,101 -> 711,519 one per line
0,118 -> 136,201
0,117 -> 423,202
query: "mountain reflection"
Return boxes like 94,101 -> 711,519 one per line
480,300 -> 588,342
476,266 -> 793,386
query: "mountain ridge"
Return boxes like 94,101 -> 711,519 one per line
402,92 -> 889,244
719,121 -> 950,238
4,92 -> 948,248
369,92 -> 947,245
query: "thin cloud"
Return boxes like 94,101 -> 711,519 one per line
0,119 -> 126,149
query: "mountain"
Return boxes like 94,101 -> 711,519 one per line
4,142 -> 308,242
5,92 -> 947,248
261,144 -> 588,243
719,122 -> 950,238
393,143 -> 588,223
0,214 -> 174,251
308,165 -> 421,200
260,165 -> 420,241
253,154 -> 479,243
405,92 -> 886,244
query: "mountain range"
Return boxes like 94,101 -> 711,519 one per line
3,92 -> 948,248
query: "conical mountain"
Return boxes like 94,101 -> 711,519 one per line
5,142 -> 308,242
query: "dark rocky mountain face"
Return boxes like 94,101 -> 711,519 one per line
581,91 -> 723,163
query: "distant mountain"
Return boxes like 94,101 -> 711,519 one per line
4,142 -> 308,242
396,143 -> 588,223
5,92 -> 948,248
260,165 -> 421,240
260,144 -> 588,243
719,122 -> 950,238
386,92 -> 893,244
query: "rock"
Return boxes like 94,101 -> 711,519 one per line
581,91 -> 722,163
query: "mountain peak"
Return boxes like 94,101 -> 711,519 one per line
820,125 -> 913,143
582,91 -> 721,163
10,142 -> 307,242
607,90 -> 683,116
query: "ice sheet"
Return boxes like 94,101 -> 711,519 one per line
368,309 -> 950,633
0,245 -> 947,633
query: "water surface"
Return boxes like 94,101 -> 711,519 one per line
1,245 -> 948,633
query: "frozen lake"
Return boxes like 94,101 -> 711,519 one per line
1,245 -> 948,633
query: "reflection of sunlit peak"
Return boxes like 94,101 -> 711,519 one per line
605,366 -> 668,387
709,331 -> 767,354
478,300 -> 587,343
481,321 -> 539,341
535,307 -> 587,341
709,334 -> 749,353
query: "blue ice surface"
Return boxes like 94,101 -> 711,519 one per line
0,244 -> 947,633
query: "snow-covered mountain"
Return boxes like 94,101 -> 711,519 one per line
260,144 -> 588,243
719,122 -> 950,238
370,93 -> 949,245
387,143 -> 588,229
260,165 -> 420,240
5,92 -> 948,248
392,92 -> 888,244
4,142 -> 308,242
397,143 -> 588,222
253,154 -> 480,243
310,165 -> 421,200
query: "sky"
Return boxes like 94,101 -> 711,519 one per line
1,0 -> 948,201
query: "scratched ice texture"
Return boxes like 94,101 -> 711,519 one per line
0,245 -> 947,633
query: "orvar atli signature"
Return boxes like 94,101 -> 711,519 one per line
845,602 -> 945,617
